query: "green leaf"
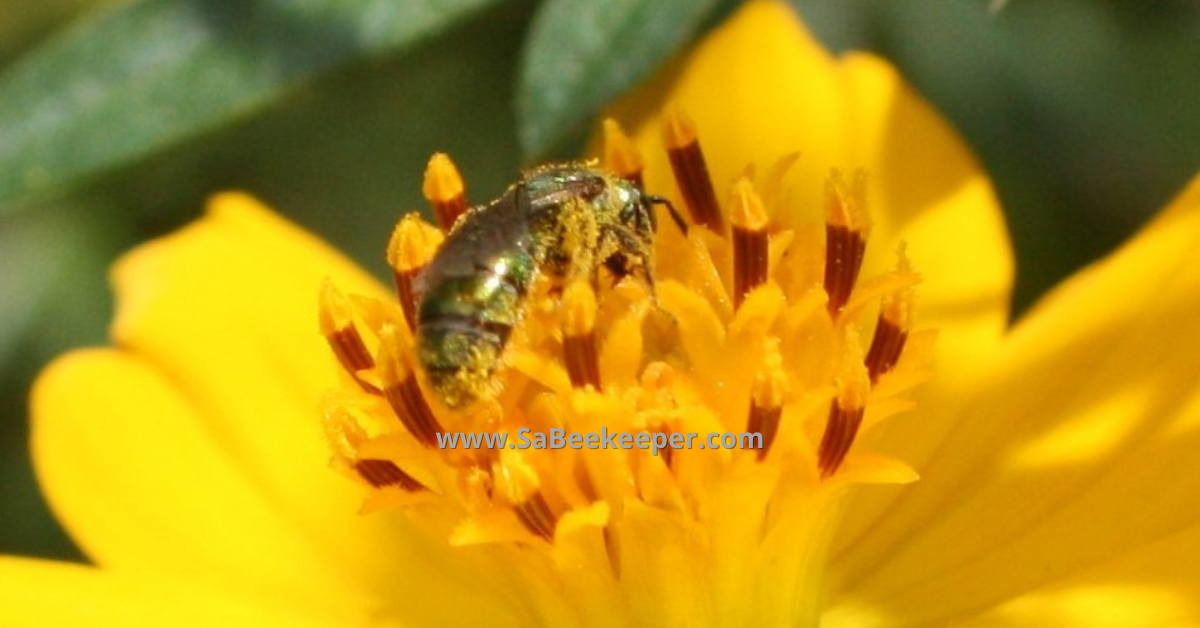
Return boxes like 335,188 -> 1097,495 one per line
517,0 -> 723,157
0,0 -> 503,211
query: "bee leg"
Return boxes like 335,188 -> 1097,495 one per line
602,253 -> 632,282
599,227 -> 655,296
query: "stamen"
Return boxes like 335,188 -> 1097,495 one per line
747,339 -> 786,461
651,422 -> 679,467
561,280 -> 601,390
387,213 -> 444,331
515,492 -> 558,541
817,398 -> 864,478
494,450 -> 556,540
823,170 -> 869,315
318,279 -> 376,393
378,324 -> 444,447
354,458 -> 424,491
730,178 -> 770,309
817,336 -> 870,477
422,152 -> 468,230
662,103 -> 724,232
603,118 -> 645,190
866,246 -> 914,383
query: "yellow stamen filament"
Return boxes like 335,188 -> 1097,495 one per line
387,213 -> 445,330
354,458 -> 424,491
866,245 -> 915,383
602,118 -> 645,190
747,339 -> 786,461
561,280 -> 601,390
318,279 -> 377,393
824,170 -> 869,315
730,178 -> 769,308
662,103 -> 723,232
378,324 -> 444,447
422,152 -> 468,230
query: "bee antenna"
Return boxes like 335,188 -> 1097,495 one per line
647,195 -> 688,235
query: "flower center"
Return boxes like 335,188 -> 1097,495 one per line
318,107 -> 931,626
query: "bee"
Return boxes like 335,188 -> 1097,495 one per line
413,163 -> 682,408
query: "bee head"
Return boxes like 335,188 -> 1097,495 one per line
610,178 -> 652,237
524,165 -> 686,243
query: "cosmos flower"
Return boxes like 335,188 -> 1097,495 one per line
15,1 -> 1200,626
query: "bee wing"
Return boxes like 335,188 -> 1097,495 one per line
414,186 -> 535,295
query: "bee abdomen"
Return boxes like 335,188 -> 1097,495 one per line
415,258 -> 532,408
418,316 -> 510,408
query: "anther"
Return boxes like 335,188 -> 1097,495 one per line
662,103 -> 724,232
865,246 -> 914,383
651,422 -> 679,467
730,178 -> 770,309
422,152 -> 468,230
817,337 -> 870,477
318,279 -> 376,393
515,492 -> 558,541
495,450 -> 556,540
354,458 -> 424,491
561,280 -> 601,390
603,118 -> 644,190
378,324 -> 444,447
823,170 -> 869,316
746,339 -> 785,461
387,213 -> 444,331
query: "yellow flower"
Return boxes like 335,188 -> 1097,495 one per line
14,1 -> 1200,626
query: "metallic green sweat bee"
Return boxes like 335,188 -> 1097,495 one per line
413,164 -> 680,408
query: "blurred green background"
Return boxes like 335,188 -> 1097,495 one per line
1,0 -> 1197,562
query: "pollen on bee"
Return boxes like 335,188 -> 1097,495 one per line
662,103 -> 724,232
823,170 -> 870,316
318,279 -> 377,393
561,280 -> 601,390
423,152 -> 469,229
387,213 -> 444,331
603,118 -> 646,190
730,178 -> 770,309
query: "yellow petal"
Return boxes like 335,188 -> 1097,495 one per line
32,349 -> 367,622
826,173 -> 1200,625
108,193 -> 390,566
0,556 -> 340,628
961,523 -> 1200,627
43,194 -> 526,626
109,193 -> 388,549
